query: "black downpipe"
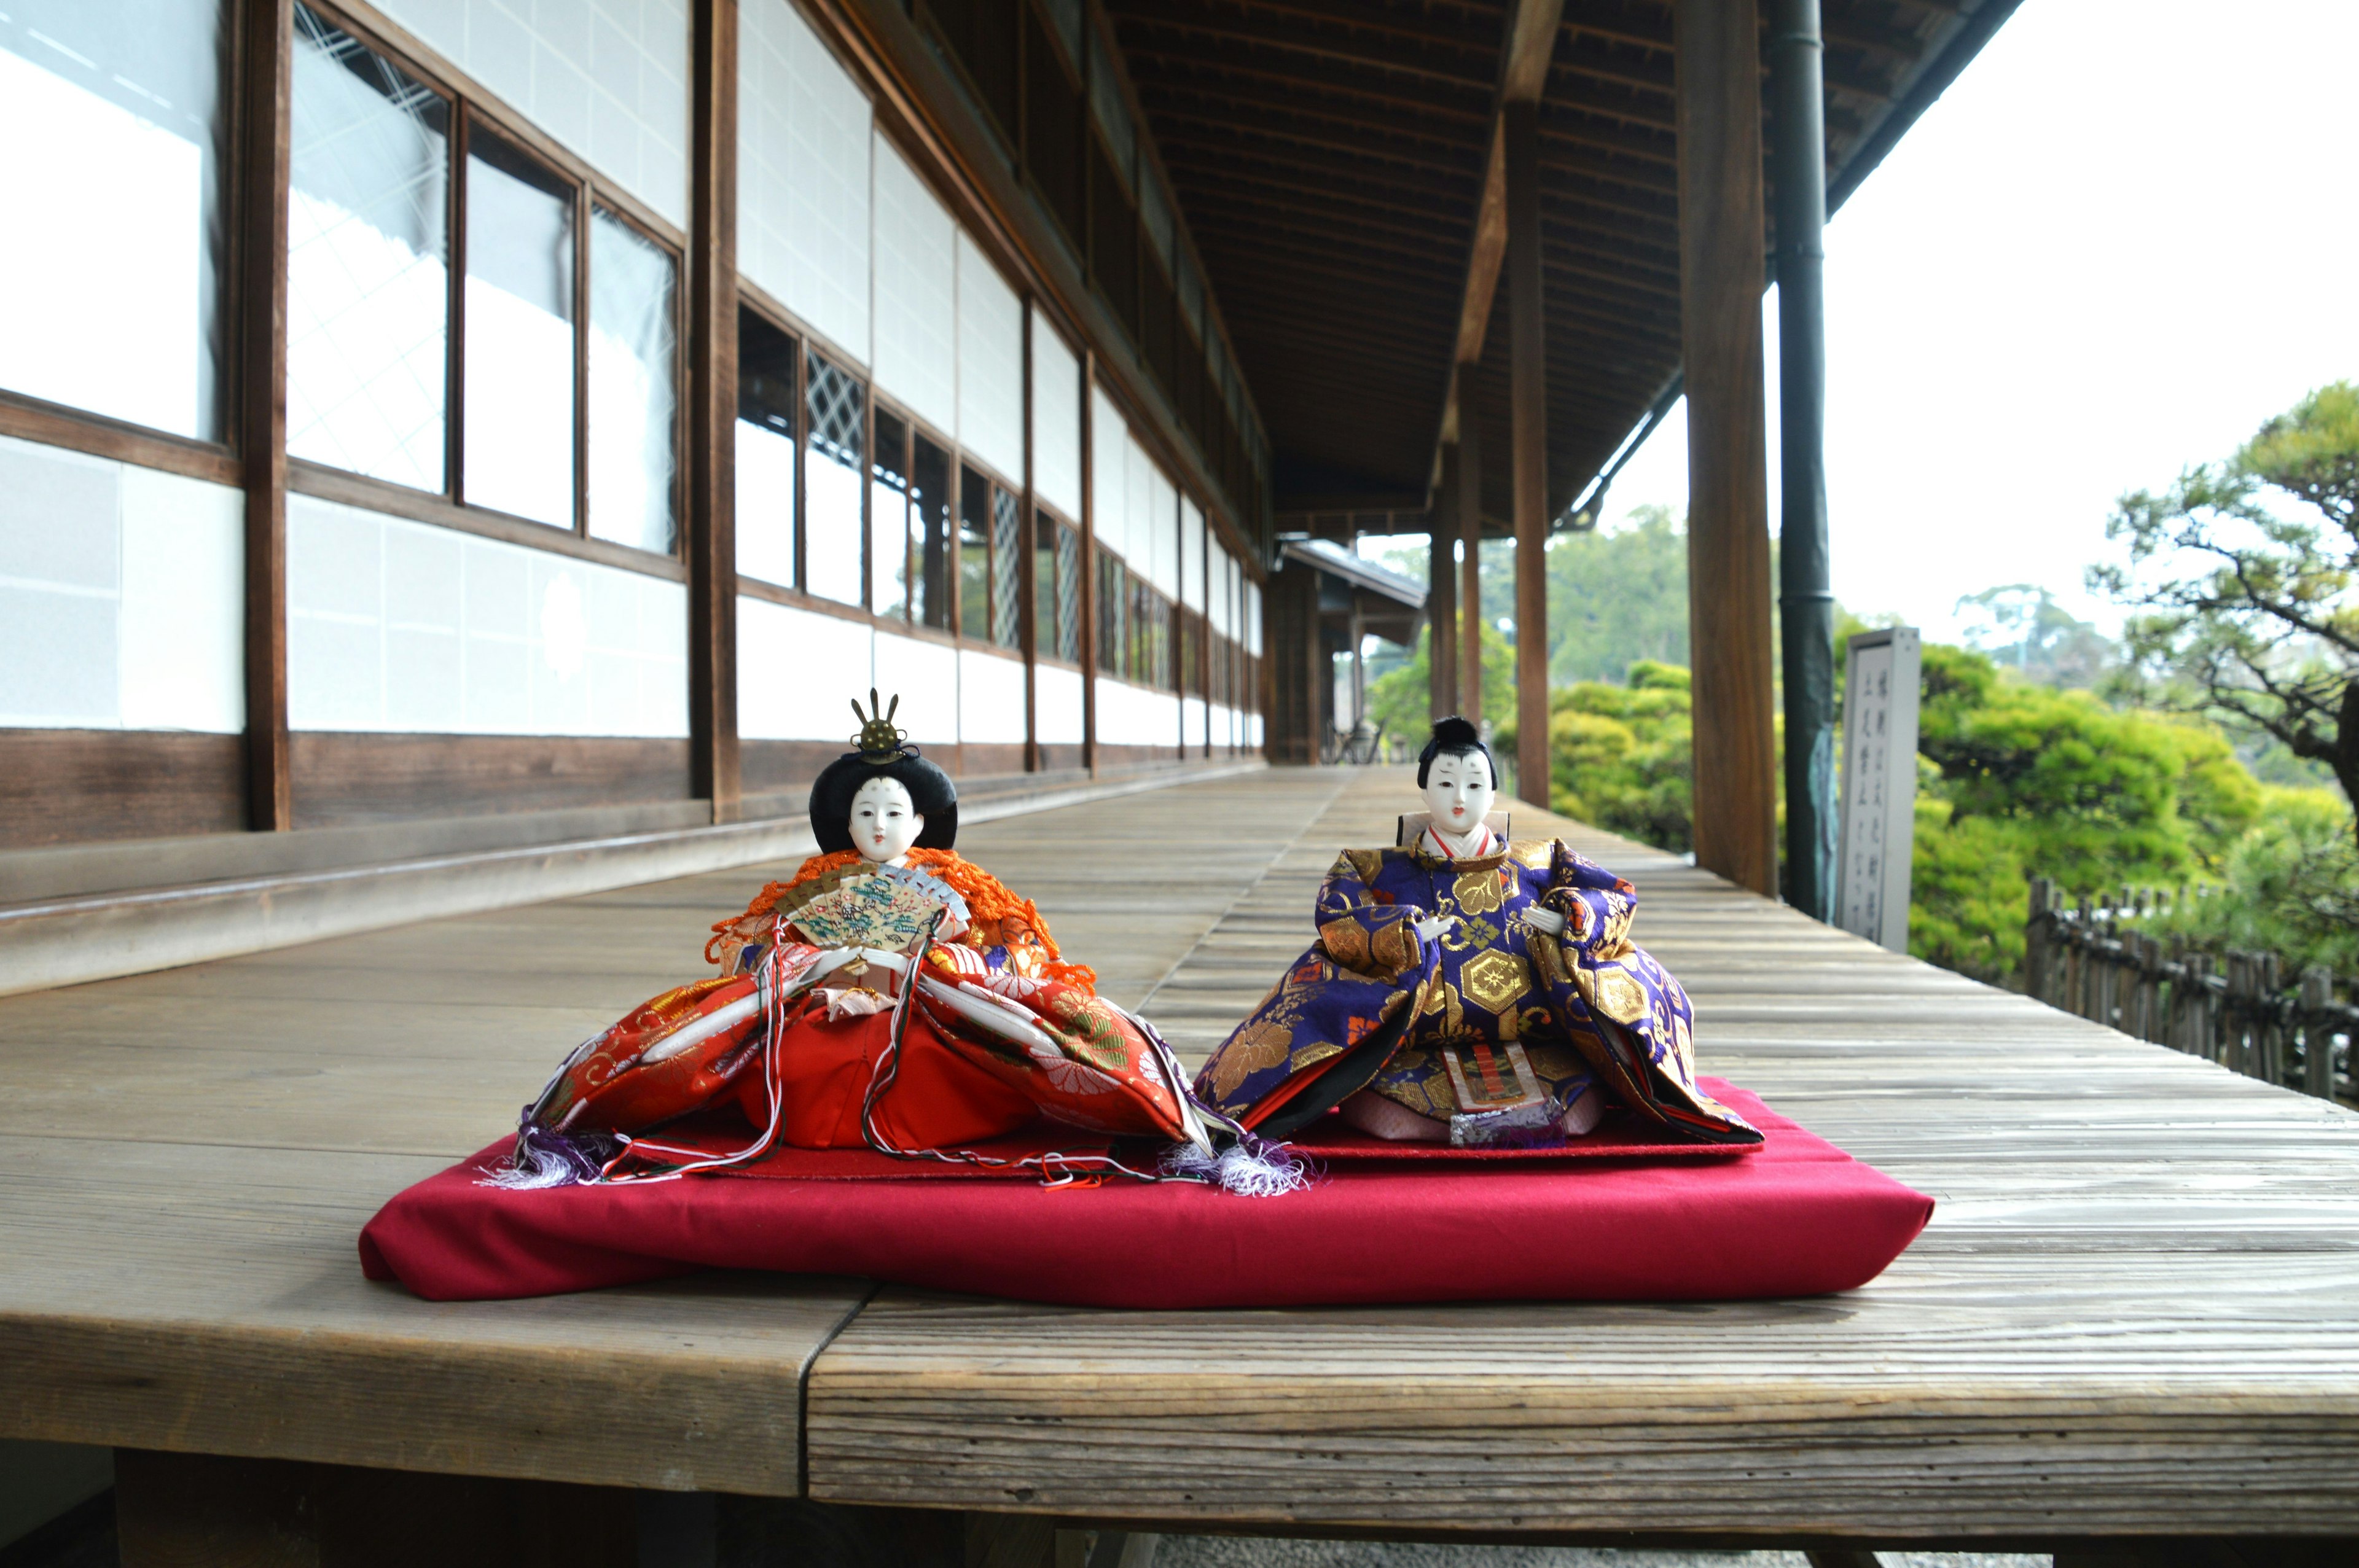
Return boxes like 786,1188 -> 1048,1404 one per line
1770,0 -> 1837,921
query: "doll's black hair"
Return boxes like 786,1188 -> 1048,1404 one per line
810,691 -> 958,852
809,751 -> 959,853
1415,714 -> 1495,790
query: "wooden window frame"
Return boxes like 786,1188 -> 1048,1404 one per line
288,1 -> 689,563
867,389 -> 965,646
0,0 -> 245,483
1030,501 -> 1082,671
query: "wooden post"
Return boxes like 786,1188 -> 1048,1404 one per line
1675,0 -> 1778,896
239,0 -> 294,832
1458,409 -> 1484,720
2025,878 -> 2053,1004
1079,351 -> 1098,777
1430,446 -> 1460,721
1505,98 -> 1550,810
2259,951 -> 2283,1084
1020,302 -> 1039,773
2302,966 -> 2337,1099
686,0 -> 741,822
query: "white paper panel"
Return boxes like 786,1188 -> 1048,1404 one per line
870,135 -> 956,436
377,0 -> 689,228
1030,315 -> 1081,521
738,0 -> 868,362
1089,386 -> 1126,564
956,231 -> 1023,483
1181,497 -> 1205,612
1183,695 -> 1206,751
1144,461 -> 1177,600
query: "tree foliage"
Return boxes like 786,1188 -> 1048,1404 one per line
1363,618 -> 1519,744
2091,381 -> 2359,840
1907,642 -> 2261,983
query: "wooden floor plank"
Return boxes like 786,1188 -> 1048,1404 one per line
802,767 -> 2359,1542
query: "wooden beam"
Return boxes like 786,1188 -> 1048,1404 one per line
1434,0 -> 1565,459
1431,446 -> 1459,721
1507,98 -> 1549,809
1676,0 -> 1779,897
686,0 -> 741,824
238,0 -> 293,832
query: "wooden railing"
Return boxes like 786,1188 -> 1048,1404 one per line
2025,878 -> 2359,1102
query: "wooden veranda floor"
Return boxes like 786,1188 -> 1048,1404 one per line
6,766 -> 2359,1549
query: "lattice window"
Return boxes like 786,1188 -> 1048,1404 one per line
990,484 -> 1022,650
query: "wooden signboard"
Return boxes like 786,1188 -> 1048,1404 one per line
1836,626 -> 1921,953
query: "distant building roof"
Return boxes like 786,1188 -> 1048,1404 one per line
1281,538 -> 1427,611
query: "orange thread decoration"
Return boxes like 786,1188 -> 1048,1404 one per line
705,848 -> 1099,992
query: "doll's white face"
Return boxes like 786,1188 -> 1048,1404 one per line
850,776 -> 924,864
1423,749 -> 1494,837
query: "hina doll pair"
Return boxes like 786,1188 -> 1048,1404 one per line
501,699 -> 1755,1192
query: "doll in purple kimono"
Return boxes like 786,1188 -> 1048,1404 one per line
1194,717 -> 1759,1148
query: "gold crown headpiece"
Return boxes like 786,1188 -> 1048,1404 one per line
849,689 -> 913,763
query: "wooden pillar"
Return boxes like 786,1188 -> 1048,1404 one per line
238,0 -> 293,832
1429,449 -> 1458,722
1506,98 -> 1549,809
1457,408 -> 1484,720
1019,301 -> 1039,773
685,0 -> 741,822
1079,351 -> 1098,776
1676,0 -> 1779,896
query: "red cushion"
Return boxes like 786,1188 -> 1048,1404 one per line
358,1080 -> 1930,1308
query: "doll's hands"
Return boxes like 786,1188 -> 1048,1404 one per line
1523,906 -> 1567,936
1412,913 -> 1458,945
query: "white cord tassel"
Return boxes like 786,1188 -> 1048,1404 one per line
1162,1134 -> 1315,1198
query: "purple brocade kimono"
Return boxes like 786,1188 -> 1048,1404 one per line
1193,838 -> 1760,1145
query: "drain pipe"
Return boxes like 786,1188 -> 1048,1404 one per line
1770,0 -> 1837,920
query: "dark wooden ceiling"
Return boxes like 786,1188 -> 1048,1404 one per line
1100,0 -> 2017,526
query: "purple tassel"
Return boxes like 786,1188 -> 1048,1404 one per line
480,1115 -> 619,1189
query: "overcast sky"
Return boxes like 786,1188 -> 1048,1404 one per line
1380,1 -> 2359,646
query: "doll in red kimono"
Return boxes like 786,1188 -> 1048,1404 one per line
1193,717 -> 1759,1148
504,693 -> 1219,1186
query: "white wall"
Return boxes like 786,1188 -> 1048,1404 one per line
0,435 -> 243,731
1030,316 -> 1081,521
870,135 -> 955,437
873,629 -> 957,745
1093,677 -> 1178,749
1183,694 -> 1206,752
957,232 -> 1023,484
960,648 -> 1027,745
1245,579 -> 1263,657
1035,661 -> 1084,746
374,0 -> 689,229
286,494 -> 686,736
739,596 -> 868,738
738,0 -> 869,364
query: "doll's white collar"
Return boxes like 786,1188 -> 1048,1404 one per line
1420,822 -> 1500,861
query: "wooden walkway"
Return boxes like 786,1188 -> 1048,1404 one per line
6,767 -> 2359,1553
